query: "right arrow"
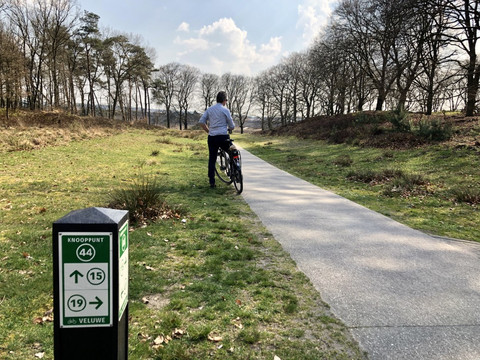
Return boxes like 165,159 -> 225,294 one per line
89,296 -> 103,310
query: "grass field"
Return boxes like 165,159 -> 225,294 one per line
0,126 -> 365,359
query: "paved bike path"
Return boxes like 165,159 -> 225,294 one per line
239,148 -> 480,360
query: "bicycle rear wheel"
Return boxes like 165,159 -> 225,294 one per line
232,153 -> 243,194
215,149 -> 233,184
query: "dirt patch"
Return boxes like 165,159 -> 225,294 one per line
142,294 -> 170,310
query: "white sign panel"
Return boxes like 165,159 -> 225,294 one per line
59,232 -> 113,328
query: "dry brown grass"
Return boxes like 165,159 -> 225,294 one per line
265,111 -> 480,150
0,109 -> 152,152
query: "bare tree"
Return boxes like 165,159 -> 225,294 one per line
283,53 -> 304,121
416,0 -> 457,114
254,73 -> 269,130
5,0 -> 78,110
41,0 -> 78,108
299,50 -> 321,118
338,32 -> 374,112
200,73 -> 219,110
230,75 -> 254,134
151,62 -> 180,128
310,33 -> 352,116
335,0 -> 399,110
265,64 -> 292,125
1,1 -> 157,119
442,0 -> 480,116
220,72 -> 234,114
221,73 -> 252,131
0,22 -> 25,118
390,0 -> 432,111
5,0 -> 480,123
255,70 -> 281,130
176,64 -> 199,129
7,0 -> 47,110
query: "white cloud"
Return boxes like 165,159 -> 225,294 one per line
260,36 -> 282,56
174,36 -> 209,54
177,22 -> 190,32
174,17 -> 283,75
297,0 -> 337,46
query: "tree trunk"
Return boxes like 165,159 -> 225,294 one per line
397,91 -> 408,112
375,95 -> 384,111
465,60 -> 480,116
166,105 -> 171,128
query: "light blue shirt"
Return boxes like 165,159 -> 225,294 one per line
199,103 -> 235,136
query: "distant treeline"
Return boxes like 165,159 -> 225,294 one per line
0,0 -> 478,132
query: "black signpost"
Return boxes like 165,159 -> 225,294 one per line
53,207 -> 129,360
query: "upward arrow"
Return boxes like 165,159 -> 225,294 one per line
69,270 -> 84,284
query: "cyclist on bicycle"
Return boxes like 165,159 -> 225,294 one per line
199,91 -> 235,188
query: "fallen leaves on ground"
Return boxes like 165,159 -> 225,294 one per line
231,317 -> 243,329
149,328 -> 186,350
207,333 -> 223,342
172,328 -> 185,338
33,309 -> 53,325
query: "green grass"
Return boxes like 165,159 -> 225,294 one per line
0,128 -> 365,359
236,134 -> 480,242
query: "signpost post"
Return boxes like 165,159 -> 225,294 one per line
53,207 -> 129,360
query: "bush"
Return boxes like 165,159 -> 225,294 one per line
452,187 -> 480,205
346,168 -> 404,184
415,117 -> 452,141
387,109 -> 411,132
381,169 -> 405,180
347,168 -> 430,197
353,111 -> 389,125
329,125 -> 350,144
346,169 -> 377,183
333,155 -> 353,167
108,175 -> 183,224
383,173 -> 429,197
354,112 -> 376,124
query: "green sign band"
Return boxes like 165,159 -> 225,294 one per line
118,222 -> 129,320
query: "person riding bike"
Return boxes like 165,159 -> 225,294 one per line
199,91 -> 235,188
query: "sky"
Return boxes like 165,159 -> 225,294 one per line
76,0 -> 338,76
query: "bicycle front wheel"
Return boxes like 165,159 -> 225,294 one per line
232,167 -> 243,194
215,149 -> 233,184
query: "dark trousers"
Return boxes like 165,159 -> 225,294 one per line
208,134 -> 230,185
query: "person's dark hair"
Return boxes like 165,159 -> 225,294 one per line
216,91 -> 227,103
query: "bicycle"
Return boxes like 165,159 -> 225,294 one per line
215,137 -> 243,194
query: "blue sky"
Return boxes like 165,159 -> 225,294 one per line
77,0 -> 337,75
